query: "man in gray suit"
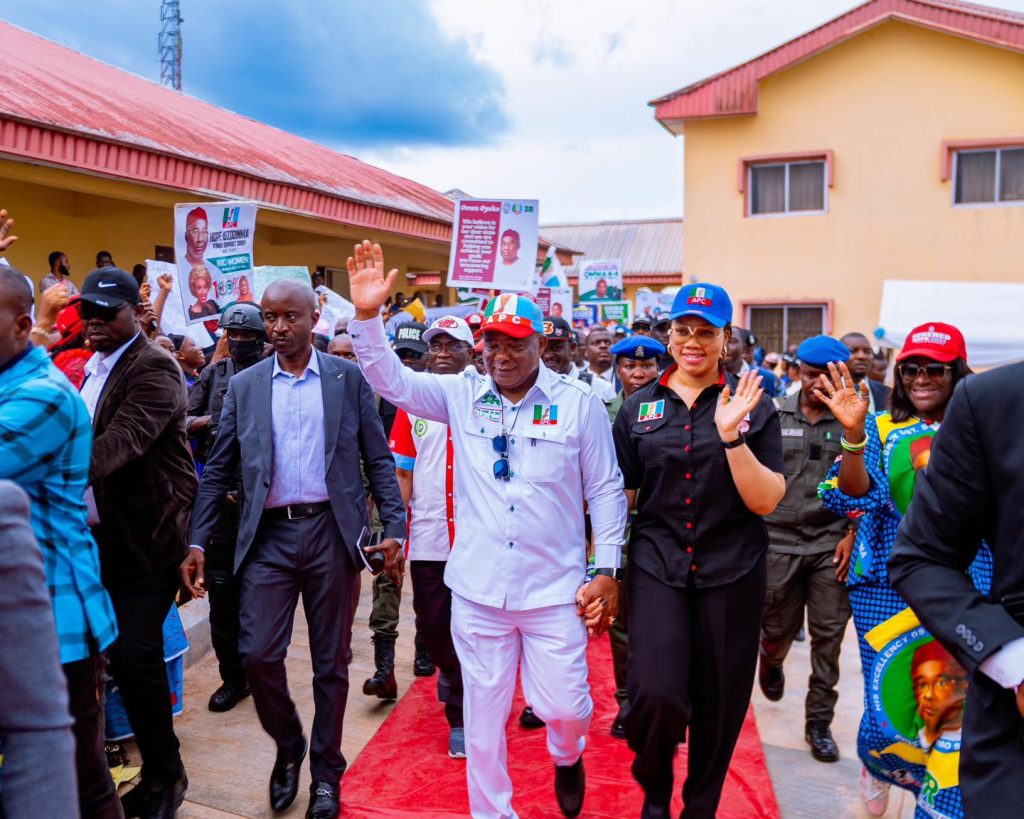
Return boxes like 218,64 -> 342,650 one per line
184,279 -> 406,819
0,481 -> 78,819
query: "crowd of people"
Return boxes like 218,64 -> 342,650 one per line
0,209 -> 1022,819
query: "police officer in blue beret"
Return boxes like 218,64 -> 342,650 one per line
758,335 -> 855,764
607,336 -> 666,424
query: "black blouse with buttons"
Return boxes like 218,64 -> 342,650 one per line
612,366 -> 784,588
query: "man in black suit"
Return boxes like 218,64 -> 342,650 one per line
841,333 -> 891,413
890,362 -> 1024,816
80,267 -> 197,819
185,279 -> 405,819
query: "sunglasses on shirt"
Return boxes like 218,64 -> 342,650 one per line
492,433 -> 511,481
79,301 -> 130,322
898,362 -> 952,381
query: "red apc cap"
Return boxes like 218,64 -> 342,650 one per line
896,322 -> 967,363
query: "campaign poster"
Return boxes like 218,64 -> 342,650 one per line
446,198 -> 539,292
174,201 -> 257,325
577,258 -> 623,302
599,301 -> 631,325
251,265 -> 311,301
572,303 -> 598,327
313,285 -> 355,336
635,290 -> 675,322
146,260 -> 215,347
533,286 -> 573,320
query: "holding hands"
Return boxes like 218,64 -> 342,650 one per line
347,240 -> 398,320
576,575 -> 619,638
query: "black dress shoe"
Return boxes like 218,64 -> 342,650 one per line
554,756 -> 585,817
120,768 -> 188,819
758,661 -> 785,701
519,705 -> 546,729
610,703 -> 629,739
208,681 -> 251,712
306,780 -> 340,819
640,797 -> 671,819
806,721 -> 840,762
270,736 -> 308,812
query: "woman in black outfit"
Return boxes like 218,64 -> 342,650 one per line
612,282 -> 785,818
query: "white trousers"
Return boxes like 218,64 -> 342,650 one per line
450,593 -> 593,819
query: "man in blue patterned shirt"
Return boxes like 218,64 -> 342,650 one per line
0,264 -> 121,818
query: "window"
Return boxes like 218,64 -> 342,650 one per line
749,161 -> 826,215
748,304 -> 827,354
954,147 -> 1024,205
154,245 -> 175,263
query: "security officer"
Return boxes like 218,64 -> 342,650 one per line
605,335 -> 665,739
758,335 -> 855,764
542,315 -> 616,402
185,301 -> 266,712
612,283 -> 785,818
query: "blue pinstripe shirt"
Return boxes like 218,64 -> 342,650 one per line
0,346 -> 117,663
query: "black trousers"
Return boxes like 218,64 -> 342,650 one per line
960,673 -> 1024,816
239,510 -> 357,783
410,561 -> 463,729
63,651 -> 123,819
759,549 -> 851,726
626,557 -> 766,818
106,564 -> 183,784
206,518 -> 246,689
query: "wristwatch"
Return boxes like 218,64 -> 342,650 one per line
593,567 -> 623,581
722,432 -> 747,449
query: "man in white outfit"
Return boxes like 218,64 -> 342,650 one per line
347,241 -> 626,819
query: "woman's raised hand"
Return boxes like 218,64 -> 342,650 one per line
715,371 -> 763,437
813,362 -> 869,434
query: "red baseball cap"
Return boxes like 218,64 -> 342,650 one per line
55,296 -> 83,338
896,322 -> 967,363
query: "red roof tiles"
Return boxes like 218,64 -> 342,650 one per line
0,21 -> 455,242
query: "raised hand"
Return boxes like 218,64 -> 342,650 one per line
813,362 -> 869,433
158,273 -> 174,292
716,371 -> 763,437
0,209 -> 18,254
347,240 -> 398,319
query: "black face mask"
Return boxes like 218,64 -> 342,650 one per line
228,338 -> 264,367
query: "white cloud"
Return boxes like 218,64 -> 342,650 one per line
362,0 -> 1024,222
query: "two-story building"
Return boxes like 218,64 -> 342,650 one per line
650,0 -> 1024,366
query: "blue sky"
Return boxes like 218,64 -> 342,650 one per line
6,0 -> 1024,221
3,0 -> 508,148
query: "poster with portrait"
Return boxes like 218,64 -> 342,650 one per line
146,260 -> 216,347
446,198 -> 539,292
533,287 -> 573,320
572,303 -> 599,327
577,258 -> 623,302
174,201 -> 258,325
635,290 -> 675,322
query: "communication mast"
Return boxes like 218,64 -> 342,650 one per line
159,0 -> 183,91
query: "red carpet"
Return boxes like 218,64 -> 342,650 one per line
341,638 -> 780,818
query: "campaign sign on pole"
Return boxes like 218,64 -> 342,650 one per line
534,286 -> 574,319
635,291 -> 675,322
572,303 -> 599,327
446,198 -> 539,292
599,301 -> 631,325
174,201 -> 257,325
577,259 -> 623,302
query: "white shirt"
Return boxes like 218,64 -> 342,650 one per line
389,409 -> 455,562
80,333 -> 141,420
264,351 -> 330,508
979,637 -> 1024,690
568,364 -> 616,402
351,316 -> 626,611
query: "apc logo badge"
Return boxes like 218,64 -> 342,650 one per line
222,207 -> 240,229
